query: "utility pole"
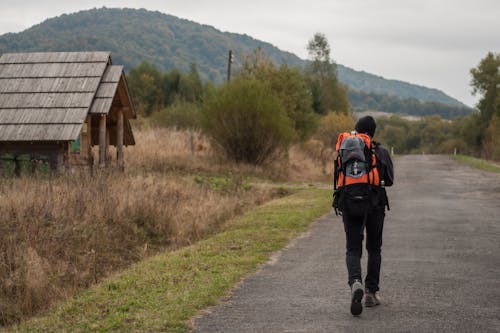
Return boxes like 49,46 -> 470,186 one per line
227,49 -> 233,82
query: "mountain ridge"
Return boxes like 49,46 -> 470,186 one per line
0,7 -> 470,113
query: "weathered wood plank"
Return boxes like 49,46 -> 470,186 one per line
89,98 -> 113,114
0,124 -> 81,141
0,77 -> 101,93
0,63 -> 107,78
95,82 -> 118,98
0,108 -> 88,124
101,65 -> 123,82
0,52 -> 110,64
0,92 -> 94,108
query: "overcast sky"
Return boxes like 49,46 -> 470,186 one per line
1,0 -> 498,107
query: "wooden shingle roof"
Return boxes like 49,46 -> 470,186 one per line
0,51 -> 135,142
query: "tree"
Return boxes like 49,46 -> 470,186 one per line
470,52 -> 500,158
306,33 -> 349,114
178,63 -> 203,103
160,69 -> 181,106
237,49 -> 317,141
313,112 -> 355,173
201,78 -> 294,164
470,52 -> 500,134
315,112 -> 355,149
127,61 -> 163,115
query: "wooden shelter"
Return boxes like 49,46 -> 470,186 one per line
0,51 -> 136,175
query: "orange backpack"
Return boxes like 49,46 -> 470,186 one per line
333,131 -> 380,216
335,131 -> 380,188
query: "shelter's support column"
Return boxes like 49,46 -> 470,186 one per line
49,153 -> 57,172
14,156 -> 21,177
0,156 -> 3,177
30,155 -> 37,174
105,127 -> 110,163
63,143 -> 70,172
87,116 -> 94,169
56,150 -> 64,174
81,116 -> 90,159
116,109 -> 124,170
99,114 -> 107,168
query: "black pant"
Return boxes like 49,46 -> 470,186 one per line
342,208 -> 385,293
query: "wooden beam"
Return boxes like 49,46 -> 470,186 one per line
86,116 -> 94,168
63,143 -> 69,173
14,156 -> 21,177
56,150 -> 64,174
105,124 -> 110,163
99,114 -> 106,168
116,108 -> 124,170
80,116 -> 89,158
49,152 -> 58,173
30,155 -> 37,174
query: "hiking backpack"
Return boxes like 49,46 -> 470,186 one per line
333,131 -> 381,217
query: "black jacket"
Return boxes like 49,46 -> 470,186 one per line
374,142 -> 394,187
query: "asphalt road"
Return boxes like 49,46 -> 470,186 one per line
192,155 -> 500,333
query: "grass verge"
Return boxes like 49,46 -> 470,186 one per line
6,187 -> 331,333
452,154 -> 500,173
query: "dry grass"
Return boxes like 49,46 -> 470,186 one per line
126,127 -> 212,173
0,127 -> 327,326
0,172 -> 276,325
126,127 -> 321,180
287,139 -> 335,182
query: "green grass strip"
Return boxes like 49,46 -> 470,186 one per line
8,188 -> 331,333
452,154 -> 500,173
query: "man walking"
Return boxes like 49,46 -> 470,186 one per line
334,115 -> 394,316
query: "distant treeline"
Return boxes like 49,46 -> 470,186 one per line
376,52 -> 499,160
348,89 -> 473,119
126,50 -> 499,162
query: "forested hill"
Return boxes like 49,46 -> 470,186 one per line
0,8 -> 303,81
0,7 -> 471,116
337,66 -> 466,108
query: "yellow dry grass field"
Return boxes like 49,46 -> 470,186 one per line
0,127 -> 328,325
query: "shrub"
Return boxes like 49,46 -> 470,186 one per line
482,114 -> 500,160
314,112 -> 355,149
149,100 -> 201,129
201,78 -> 294,165
310,112 -> 355,173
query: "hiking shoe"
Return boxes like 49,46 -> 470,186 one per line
364,291 -> 381,307
350,280 -> 364,316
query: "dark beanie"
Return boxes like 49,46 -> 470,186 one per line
355,116 -> 376,137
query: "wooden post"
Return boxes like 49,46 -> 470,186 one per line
30,155 -> 37,174
99,114 -> 106,168
14,155 -> 21,177
87,116 -> 93,152
64,143 -> 70,172
56,150 -> 64,174
227,49 -> 233,82
87,116 -> 94,171
49,152 -> 57,173
116,109 -> 124,170
80,116 -> 89,159
106,126 -> 110,164
0,156 -> 3,177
